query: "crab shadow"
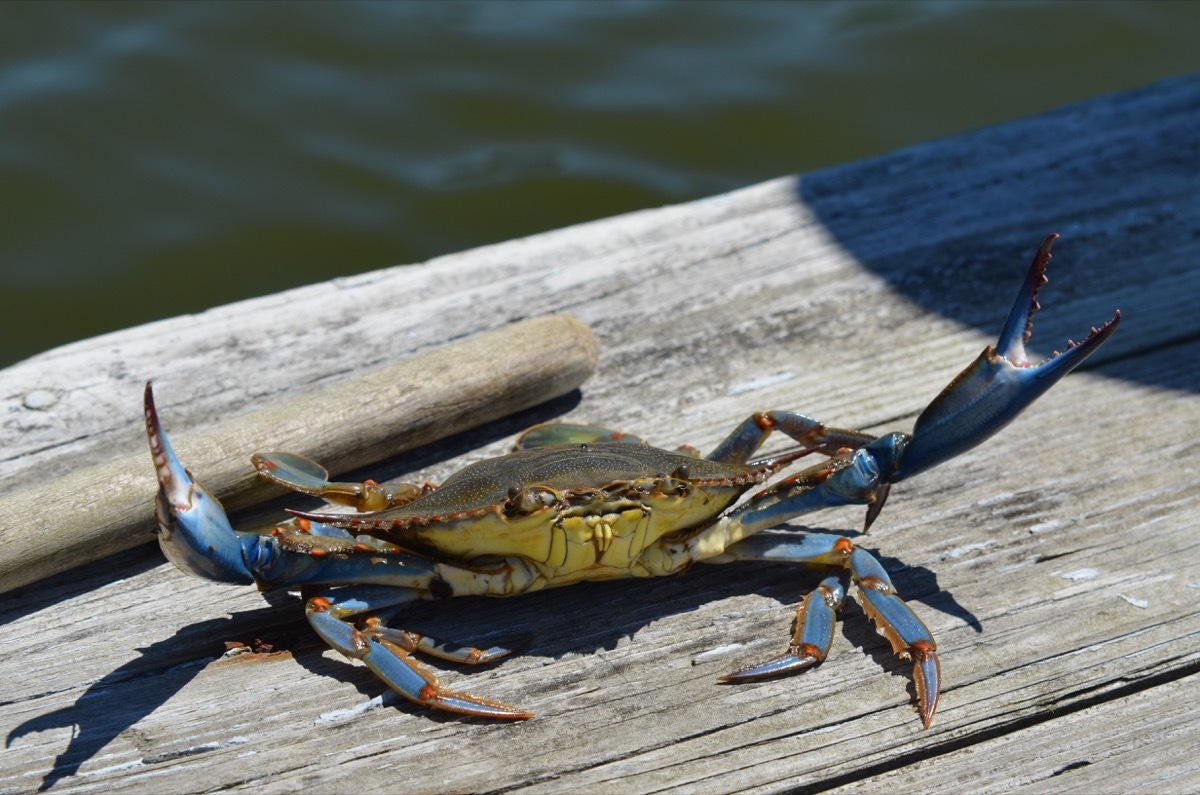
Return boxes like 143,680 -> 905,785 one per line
9,524 -> 976,791
5,392 -> 583,790
281,529 -> 979,718
5,599 -> 291,792
793,83 -> 1200,397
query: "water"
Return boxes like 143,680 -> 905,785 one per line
2,0 -> 1198,368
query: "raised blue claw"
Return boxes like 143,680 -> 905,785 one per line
894,234 -> 1120,480
145,382 -> 255,584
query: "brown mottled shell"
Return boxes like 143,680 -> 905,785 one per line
326,446 -> 759,524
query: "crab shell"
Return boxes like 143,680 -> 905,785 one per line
294,443 -> 779,587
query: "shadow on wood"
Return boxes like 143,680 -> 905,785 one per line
799,75 -> 1200,396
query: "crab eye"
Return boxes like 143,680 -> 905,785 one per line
671,463 -> 691,480
505,486 -> 558,516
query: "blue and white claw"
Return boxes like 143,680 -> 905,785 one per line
145,382 -> 255,584
894,234 -> 1120,480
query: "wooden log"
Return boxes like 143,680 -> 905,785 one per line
1,75 -> 1198,793
0,315 -> 596,594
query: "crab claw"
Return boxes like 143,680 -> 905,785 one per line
893,235 -> 1120,481
723,235 -> 1119,538
144,382 -> 255,584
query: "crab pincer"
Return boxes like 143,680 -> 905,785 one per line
893,233 -> 1119,480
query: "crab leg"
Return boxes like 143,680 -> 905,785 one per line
721,572 -> 847,679
253,451 -> 431,512
361,621 -> 527,665
705,533 -> 940,728
149,384 -> 532,717
305,585 -> 533,719
674,235 -> 1120,559
514,422 -> 649,449
706,411 -> 876,465
146,382 -> 452,589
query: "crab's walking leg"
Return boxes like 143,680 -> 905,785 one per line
704,533 -> 940,728
361,621 -> 528,665
706,411 -> 876,465
720,572 -> 847,679
253,451 -> 432,512
305,585 -> 533,720
514,423 -> 649,449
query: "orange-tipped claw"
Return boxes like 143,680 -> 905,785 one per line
308,601 -> 532,720
912,642 -> 941,729
718,646 -> 824,682
144,382 -> 256,584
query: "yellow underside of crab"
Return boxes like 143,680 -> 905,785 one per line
409,486 -> 743,588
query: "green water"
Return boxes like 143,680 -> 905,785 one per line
2,0 -> 1198,368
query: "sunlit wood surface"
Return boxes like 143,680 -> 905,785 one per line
2,75 -> 1197,794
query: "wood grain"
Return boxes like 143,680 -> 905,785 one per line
1,75 -> 1198,794
0,315 -> 597,593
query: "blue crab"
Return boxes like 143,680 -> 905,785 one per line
146,235 -> 1118,728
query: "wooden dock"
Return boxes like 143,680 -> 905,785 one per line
2,74 -> 1198,793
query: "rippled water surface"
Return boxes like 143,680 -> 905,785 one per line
2,0 -> 1198,367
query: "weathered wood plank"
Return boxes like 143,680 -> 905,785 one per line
2,75 -> 1199,793
818,676 -> 1200,794
0,315 -> 597,593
